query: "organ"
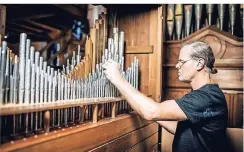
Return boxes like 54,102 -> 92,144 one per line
0,4 -> 243,152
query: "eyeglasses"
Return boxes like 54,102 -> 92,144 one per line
176,59 -> 192,69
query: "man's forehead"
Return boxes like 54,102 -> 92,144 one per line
179,45 -> 192,58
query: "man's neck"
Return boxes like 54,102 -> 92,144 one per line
190,72 -> 212,90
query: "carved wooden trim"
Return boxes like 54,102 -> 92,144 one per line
166,25 -> 243,45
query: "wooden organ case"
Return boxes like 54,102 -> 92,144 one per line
0,4 -> 243,152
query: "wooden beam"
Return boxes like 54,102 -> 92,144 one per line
0,97 -> 124,116
54,4 -> 86,18
11,22 -> 44,33
0,5 -> 6,37
25,19 -> 60,32
125,45 -> 154,54
25,19 -> 64,40
10,13 -> 55,22
7,27 -> 49,39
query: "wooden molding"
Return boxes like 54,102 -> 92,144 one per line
166,25 -> 243,45
164,25 -> 243,68
125,45 -> 153,54
0,97 -> 125,116
214,59 -> 243,68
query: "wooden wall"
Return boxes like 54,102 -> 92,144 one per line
119,5 -> 163,103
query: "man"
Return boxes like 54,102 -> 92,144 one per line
102,41 -> 228,152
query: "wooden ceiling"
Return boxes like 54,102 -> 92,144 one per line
4,4 -> 88,43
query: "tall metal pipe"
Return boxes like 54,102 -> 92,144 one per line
195,4 -> 203,30
218,4 -> 226,30
207,4 -> 214,25
19,33 -> 27,104
229,4 -> 237,35
184,5 -> 193,36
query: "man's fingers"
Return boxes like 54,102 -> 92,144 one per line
102,63 -> 108,69
108,59 -> 114,63
108,59 -> 118,65
103,70 -> 109,77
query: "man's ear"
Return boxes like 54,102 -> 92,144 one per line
196,58 -> 205,71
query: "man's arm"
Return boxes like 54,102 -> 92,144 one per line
156,121 -> 178,135
113,77 -> 187,121
103,60 -> 187,121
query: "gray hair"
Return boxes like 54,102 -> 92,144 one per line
181,41 -> 217,74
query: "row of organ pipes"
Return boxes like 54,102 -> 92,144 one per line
0,26 -> 139,145
166,4 -> 244,40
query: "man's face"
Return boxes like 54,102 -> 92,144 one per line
175,46 -> 196,83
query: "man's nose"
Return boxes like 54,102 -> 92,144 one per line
175,63 -> 180,69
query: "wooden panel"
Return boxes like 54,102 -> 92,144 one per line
149,142 -> 158,152
1,114 -> 152,152
127,132 -> 158,152
89,123 -> 158,152
119,8 -> 151,95
225,93 -> 243,128
118,8 -> 150,47
211,69 -> 243,90
120,6 -> 163,101
164,88 -> 189,100
226,128 -> 243,152
148,7 -> 163,101
154,6 -> 164,102
165,68 -> 243,90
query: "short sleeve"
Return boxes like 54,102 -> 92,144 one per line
175,90 -> 215,124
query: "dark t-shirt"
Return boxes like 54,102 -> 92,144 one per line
173,84 -> 228,152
